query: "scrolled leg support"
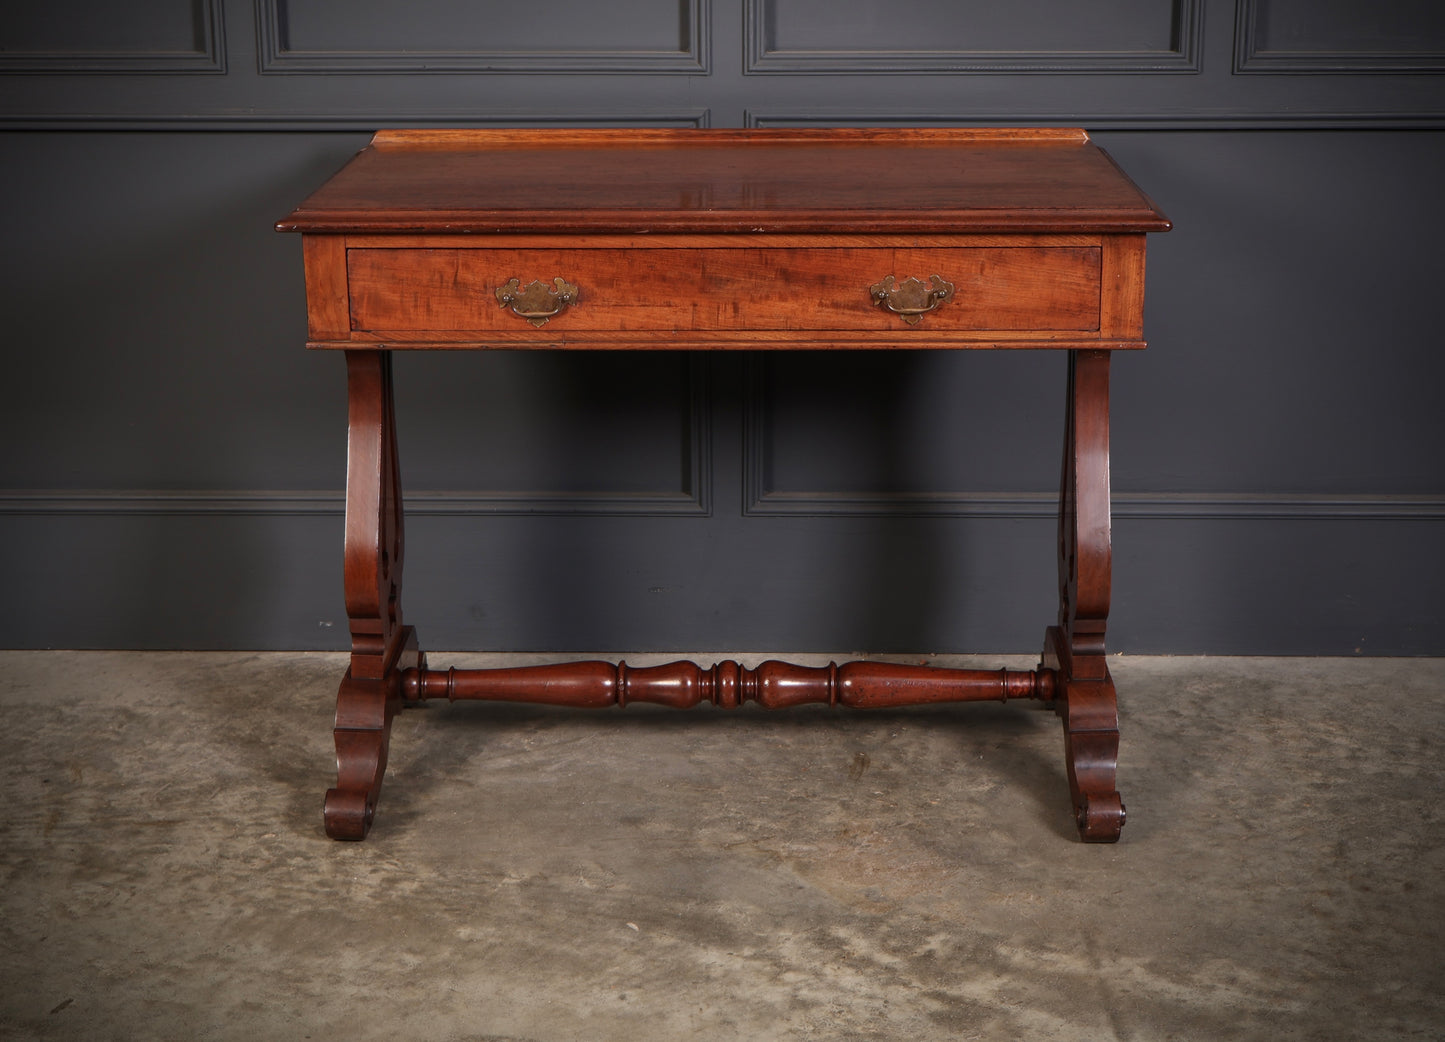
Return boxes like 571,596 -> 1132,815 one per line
324,626 -> 422,841
1055,667 -> 1126,843
1042,350 -> 1126,843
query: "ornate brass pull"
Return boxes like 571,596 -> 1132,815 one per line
494,277 -> 579,327
869,275 -> 955,325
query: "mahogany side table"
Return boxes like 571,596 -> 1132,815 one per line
277,128 -> 1170,843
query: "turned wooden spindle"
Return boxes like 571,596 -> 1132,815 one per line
402,659 -> 1056,710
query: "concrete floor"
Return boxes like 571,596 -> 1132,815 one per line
0,651 -> 1441,1042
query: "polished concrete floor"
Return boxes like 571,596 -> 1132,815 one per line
1,651 -> 1441,1041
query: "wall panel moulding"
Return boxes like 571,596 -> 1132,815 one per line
0,356 -> 713,520
257,0 -> 709,74
1235,0 -> 1445,73
0,0 -> 225,73
0,108 -> 713,132
745,0 -> 1202,73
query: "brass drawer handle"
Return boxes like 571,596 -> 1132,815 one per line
869,275 -> 955,325
494,277 -> 579,327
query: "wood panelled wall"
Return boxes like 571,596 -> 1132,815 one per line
2,0 -> 1442,653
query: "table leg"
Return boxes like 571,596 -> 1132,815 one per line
319,348 -> 1125,842
324,350 -> 423,840
1043,349 -> 1125,842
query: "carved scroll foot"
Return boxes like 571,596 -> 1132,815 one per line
323,771 -> 375,841
1043,625 -> 1124,843
1062,699 -> 1124,842
324,626 -> 421,840
1075,788 -> 1126,843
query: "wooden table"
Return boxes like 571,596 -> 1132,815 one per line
278,128 -> 1170,843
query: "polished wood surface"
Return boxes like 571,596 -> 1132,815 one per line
403,660 -> 1057,709
346,244 -> 1103,335
277,128 -> 1169,235
279,128 -> 1169,843
321,351 -> 419,840
302,233 -> 1147,351
304,233 -> 1151,345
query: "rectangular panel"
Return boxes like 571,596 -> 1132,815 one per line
344,245 -> 1102,340
260,0 -> 706,72
0,0 -> 222,72
1237,0 -> 1445,71
393,352 -> 711,514
302,236 -> 349,340
746,351 -> 1063,508
748,0 -> 1200,72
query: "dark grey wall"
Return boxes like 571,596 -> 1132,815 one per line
2,0 -> 1443,654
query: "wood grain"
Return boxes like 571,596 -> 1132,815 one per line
367,127 -> 1094,149
345,245 -> 1102,334
277,127 -> 1171,235
325,333 -> 1145,352
402,659 -> 1058,709
1100,235 -> 1147,339
302,235 -> 348,340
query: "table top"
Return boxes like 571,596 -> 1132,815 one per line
277,128 -> 1170,237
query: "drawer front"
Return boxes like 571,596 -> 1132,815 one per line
346,247 -> 1101,335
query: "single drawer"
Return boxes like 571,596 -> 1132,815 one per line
346,246 -> 1101,335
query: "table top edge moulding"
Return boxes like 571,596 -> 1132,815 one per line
277,127 -> 1171,843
